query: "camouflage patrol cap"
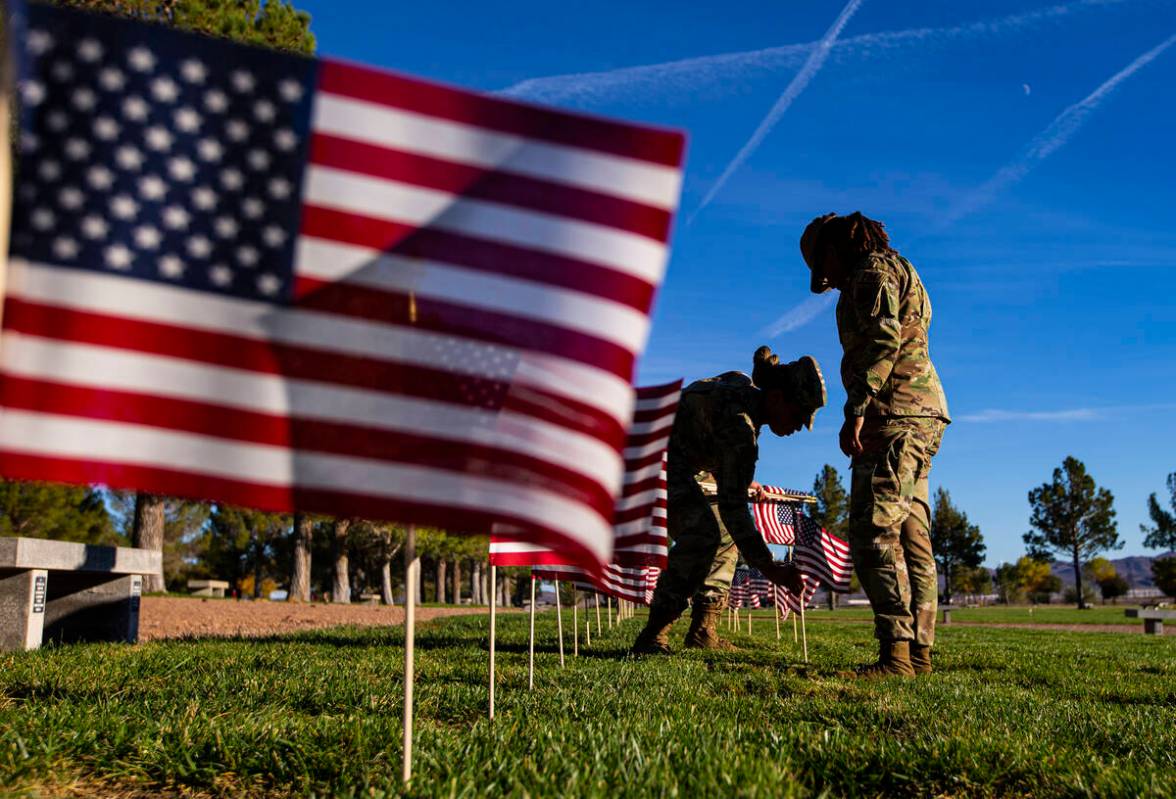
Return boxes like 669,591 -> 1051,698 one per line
800,212 -> 838,294
752,346 -> 827,430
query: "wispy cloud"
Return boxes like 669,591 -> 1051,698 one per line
958,402 -> 1176,423
761,293 -> 837,337
497,1 -> 1131,106
946,31 -> 1176,223
688,0 -> 864,222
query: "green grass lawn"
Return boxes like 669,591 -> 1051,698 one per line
809,604 -> 1145,625
2,609 -> 1173,798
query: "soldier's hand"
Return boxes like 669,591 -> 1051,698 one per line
839,416 -> 864,457
755,561 -> 806,597
749,481 -> 767,501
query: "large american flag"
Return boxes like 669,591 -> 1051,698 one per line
1,5 -> 686,575
491,381 -> 680,602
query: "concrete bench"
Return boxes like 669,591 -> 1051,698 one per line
188,579 -> 229,598
1125,608 -> 1174,635
0,536 -> 161,651
359,593 -> 381,605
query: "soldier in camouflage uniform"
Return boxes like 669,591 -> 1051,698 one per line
631,346 -> 827,654
800,212 -> 950,677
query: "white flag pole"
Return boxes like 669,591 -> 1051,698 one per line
747,609 -> 752,636
585,618 -> 591,647
573,588 -> 579,657
800,599 -> 809,663
401,523 -> 418,784
488,562 -> 496,720
528,575 -> 536,690
775,601 -> 781,640
793,608 -> 798,643
595,594 -> 601,636
607,595 -> 613,629
555,581 -> 565,668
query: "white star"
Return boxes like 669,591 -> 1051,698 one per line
123,95 -> 150,122
162,205 -> 191,230
52,237 -> 80,260
81,215 -> 110,240
110,194 -> 140,221
219,168 -> 244,191
168,157 -> 197,182
77,38 -> 104,63
242,197 -> 265,219
247,149 -> 271,171
186,235 -> 213,258
197,138 -> 224,162
192,186 -> 218,210
28,29 -> 53,56
98,67 -> 126,92
94,116 -> 121,141
203,89 -> 229,114
144,126 -> 174,152
262,226 -> 287,248
237,245 -> 259,267
180,59 -> 207,84
128,46 -> 156,73
209,264 -> 233,286
51,61 -> 75,83
174,107 -> 202,133
71,87 -> 98,112
46,111 -> 69,133
273,128 -> 298,152
268,178 -> 292,200
105,243 -> 134,270
115,145 -> 145,171
30,207 -> 55,231
20,80 -> 45,106
150,76 -> 180,103
138,174 -> 168,201
64,138 -> 91,161
226,119 -> 250,142
58,186 -> 85,211
214,216 -> 238,238
38,160 -> 62,182
158,254 -> 185,278
253,99 -> 276,123
230,70 -> 255,93
87,165 -> 115,190
278,79 -> 304,103
257,273 -> 282,296
134,225 -> 163,250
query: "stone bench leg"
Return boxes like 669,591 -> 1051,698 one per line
43,574 -> 143,645
0,569 -> 49,651
1143,619 -> 1163,635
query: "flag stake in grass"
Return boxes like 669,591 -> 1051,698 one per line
800,601 -> 808,663
488,562 -> 497,720
775,603 -> 781,640
573,589 -> 579,657
555,582 -> 565,668
528,576 -> 537,690
402,523 -> 418,784
595,594 -> 601,635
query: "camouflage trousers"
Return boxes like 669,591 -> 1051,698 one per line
849,417 -> 945,646
649,469 -> 738,616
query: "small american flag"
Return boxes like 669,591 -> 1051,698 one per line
3,5 -> 685,576
774,574 -> 820,612
794,514 -> 853,592
751,493 -> 806,545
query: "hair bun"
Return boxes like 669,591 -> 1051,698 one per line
752,345 -> 779,387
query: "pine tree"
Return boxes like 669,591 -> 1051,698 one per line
929,488 -> 986,605
1141,472 -> 1176,553
811,465 -> 849,609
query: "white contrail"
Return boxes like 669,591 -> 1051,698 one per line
947,31 -> 1176,223
958,402 -> 1176,423
761,293 -> 837,337
498,0 -> 1130,106
688,0 -> 865,222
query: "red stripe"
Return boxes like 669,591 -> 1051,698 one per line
298,206 -> 655,313
624,451 -> 666,472
635,381 -> 683,400
632,406 -> 679,424
4,300 -> 627,450
317,59 -> 686,168
0,376 -> 618,520
309,133 -> 672,242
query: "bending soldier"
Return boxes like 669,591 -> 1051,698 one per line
800,212 -> 950,677
631,346 -> 826,655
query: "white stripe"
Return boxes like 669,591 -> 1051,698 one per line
0,410 -> 613,564
634,392 -> 680,412
626,416 -> 675,437
613,517 -> 662,538
615,487 -> 660,512
8,261 -> 634,427
623,437 -> 670,461
304,166 -> 668,285
313,93 -> 682,211
295,237 -> 650,352
1,334 -> 623,492
622,460 -> 663,485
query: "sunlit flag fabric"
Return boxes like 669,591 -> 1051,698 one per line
775,574 -> 820,612
1,5 -> 686,575
751,491 -> 807,545
793,513 -> 853,592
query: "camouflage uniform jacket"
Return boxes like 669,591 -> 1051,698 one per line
836,251 -> 950,421
667,372 -> 774,566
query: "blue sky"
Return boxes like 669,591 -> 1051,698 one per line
296,0 -> 1176,565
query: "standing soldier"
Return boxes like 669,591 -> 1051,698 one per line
631,346 -> 827,654
799,212 -> 950,677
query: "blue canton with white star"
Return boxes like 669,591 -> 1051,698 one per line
11,3 -> 316,303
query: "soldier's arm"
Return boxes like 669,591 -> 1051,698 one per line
713,415 -> 775,567
844,267 -> 902,417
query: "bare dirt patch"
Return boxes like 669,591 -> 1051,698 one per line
139,596 -> 494,641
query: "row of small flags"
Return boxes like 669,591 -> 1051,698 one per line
729,566 -> 822,614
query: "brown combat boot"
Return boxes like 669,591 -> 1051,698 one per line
683,602 -> 737,650
909,643 -> 932,675
629,605 -> 681,655
845,640 -> 916,678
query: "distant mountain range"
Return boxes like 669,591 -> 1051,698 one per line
1047,553 -> 1173,588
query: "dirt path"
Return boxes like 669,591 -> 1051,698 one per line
139,596 -> 496,641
